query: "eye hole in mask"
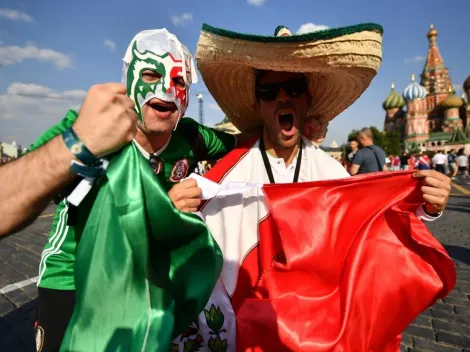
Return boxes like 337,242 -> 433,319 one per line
141,70 -> 162,83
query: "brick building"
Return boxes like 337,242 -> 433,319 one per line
382,25 -> 470,153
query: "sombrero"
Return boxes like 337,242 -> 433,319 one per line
195,23 -> 383,132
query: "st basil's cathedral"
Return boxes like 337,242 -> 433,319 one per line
382,25 -> 470,153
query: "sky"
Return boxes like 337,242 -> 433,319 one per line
0,0 -> 468,149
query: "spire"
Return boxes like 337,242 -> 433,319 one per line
391,81 -> 395,89
420,24 -> 451,95
411,73 -> 415,82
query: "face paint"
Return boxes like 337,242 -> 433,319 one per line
122,29 -> 197,127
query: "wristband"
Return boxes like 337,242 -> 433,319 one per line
70,160 -> 106,178
62,127 -> 99,165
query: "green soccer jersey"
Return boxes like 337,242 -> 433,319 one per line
32,110 -> 235,290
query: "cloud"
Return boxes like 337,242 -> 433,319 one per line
0,83 -> 86,147
0,42 -> 73,69
404,56 -> 425,64
171,13 -> 193,26
104,39 -> 116,51
247,0 -> 265,6
6,83 -> 86,101
0,8 -> 33,22
296,23 -> 329,34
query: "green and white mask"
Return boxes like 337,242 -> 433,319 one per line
122,29 -> 198,128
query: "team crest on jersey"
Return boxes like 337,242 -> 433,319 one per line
170,159 -> 189,182
35,325 -> 44,352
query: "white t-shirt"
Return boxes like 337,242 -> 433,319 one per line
433,153 -> 447,165
457,155 -> 468,167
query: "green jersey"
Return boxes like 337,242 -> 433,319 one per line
32,110 -> 235,290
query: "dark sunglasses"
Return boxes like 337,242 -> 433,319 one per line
149,155 -> 164,175
255,78 -> 308,101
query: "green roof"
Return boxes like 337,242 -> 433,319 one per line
427,132 -> 452,141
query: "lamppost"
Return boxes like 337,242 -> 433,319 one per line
196,92 -> 204,126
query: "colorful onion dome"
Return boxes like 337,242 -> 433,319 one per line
441,87 -> 464,109
382,82 -> 405,110
403,73 -> 427,101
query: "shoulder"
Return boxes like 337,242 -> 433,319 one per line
303,138 -> 349,175
178,117 -> 200,131
373,145 -> 385,153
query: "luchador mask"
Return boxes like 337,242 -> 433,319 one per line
122,29 -> 198,128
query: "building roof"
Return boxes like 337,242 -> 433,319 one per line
464,75 -> 470,92
427,132 -> 452,142
441,87 -> 464,109
403,74 -> 427,101
383,82 -> 405,109
420,25 -> 452,95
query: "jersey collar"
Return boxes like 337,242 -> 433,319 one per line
133,136 -> 172,159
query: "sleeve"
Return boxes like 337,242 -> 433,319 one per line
179,118 -> 236,160
351,149 -> 364,166
198,125 -> 236,160
27,110 -> 79,153
415,204 -> 442,222
318,149 -> 351,180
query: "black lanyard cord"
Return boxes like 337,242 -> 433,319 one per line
259,135 -> 302,184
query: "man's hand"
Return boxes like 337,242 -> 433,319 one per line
303,116 -> 329,144
168,178 -> 202,212
413,170 -> 451,214
73,83 -> 138,157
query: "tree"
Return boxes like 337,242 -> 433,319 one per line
347,126 -> 401,155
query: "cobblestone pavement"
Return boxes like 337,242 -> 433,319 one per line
0,185 -> 469,352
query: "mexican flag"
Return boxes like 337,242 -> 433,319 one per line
173,138 -> 456,352
60,144 -> 223,352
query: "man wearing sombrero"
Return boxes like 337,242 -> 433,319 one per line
172,24 -> 454,351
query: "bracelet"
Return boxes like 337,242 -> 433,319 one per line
70,160 -> 106,178
62,127 -> 99,165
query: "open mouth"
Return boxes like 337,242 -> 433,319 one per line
278,113 -> 294,132
148,99 -> 177,113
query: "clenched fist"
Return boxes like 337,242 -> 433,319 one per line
73,83 -> 138,157
303,116 -> 329,145
168,178 -> 202,213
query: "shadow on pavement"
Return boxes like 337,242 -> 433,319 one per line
444,245 -> 470,266
0,299 -> 37,352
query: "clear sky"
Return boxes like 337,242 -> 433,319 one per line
0,0 -> 468,148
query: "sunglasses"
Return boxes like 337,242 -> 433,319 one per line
149,155 -> 164,175
255,78 -> 308,101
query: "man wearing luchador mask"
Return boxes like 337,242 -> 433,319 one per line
32,29 -> 239,352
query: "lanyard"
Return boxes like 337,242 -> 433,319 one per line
259,135 -> 302,184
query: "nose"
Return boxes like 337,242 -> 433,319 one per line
276,87 -> 291,103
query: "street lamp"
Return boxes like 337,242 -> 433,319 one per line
196,92 -> 204,125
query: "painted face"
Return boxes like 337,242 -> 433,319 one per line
122,29 -> 197,127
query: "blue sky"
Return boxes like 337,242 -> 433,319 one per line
0,0 -> 468,148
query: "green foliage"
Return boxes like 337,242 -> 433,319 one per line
347,126 -> 401,155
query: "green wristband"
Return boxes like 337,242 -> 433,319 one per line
62,127 -> 99,165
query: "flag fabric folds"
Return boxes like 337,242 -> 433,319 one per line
235,172 -> 456,351
60,144 -> 223,352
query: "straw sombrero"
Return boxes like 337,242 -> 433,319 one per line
195,23 -> 383,132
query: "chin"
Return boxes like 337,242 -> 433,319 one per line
278,132 -> 301,148
143,121 -> 175,135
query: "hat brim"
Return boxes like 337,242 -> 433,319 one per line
196,23 -> 383,132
